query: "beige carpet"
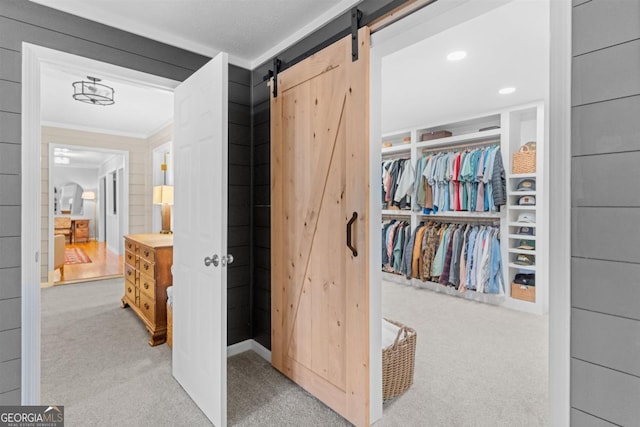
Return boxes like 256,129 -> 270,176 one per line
41,278 -> 548,426
378,280 -> 548,426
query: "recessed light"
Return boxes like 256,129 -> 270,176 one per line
499,87 -> 516,95
447,51 -> 467,61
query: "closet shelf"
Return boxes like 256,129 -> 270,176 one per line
420,211 -> 501,219
508,234 -> 537,240
509,205 -> 537,211
508,263 -> 536,271
381,144 -> 411,155
415,128 -> 501,150
382,209 -> 412,216
508,173 -> 537,179
508,191 -> 536,196
508,222 -> 537,227
508,248 -> 536,255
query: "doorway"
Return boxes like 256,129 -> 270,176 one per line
21,42 -> 180,404
47,143 -> 128,285
367,0 -> 571,424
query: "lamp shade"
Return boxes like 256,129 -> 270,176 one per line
81,191 -> 96,200
153,185 -> 174,205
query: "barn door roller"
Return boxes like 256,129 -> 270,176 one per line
265,58 -> 282,98
351,7 -> 363,61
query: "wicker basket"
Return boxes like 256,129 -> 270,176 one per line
512,144 -> 536,174
382,319 -> 417,401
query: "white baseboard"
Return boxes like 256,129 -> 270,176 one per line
227,339 -> 271,363
250,339 -> 272,363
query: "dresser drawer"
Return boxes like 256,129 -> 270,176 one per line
139,245 -> 155,263
140,259 -> 155,276
124,282 -> 138,306
139,291 -> 155,321
139,273 -> 156,300
124,264 -> 138,285
125,250 -> 138,267
125,239 -> 138,253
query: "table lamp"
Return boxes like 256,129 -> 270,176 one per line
153,185 -> 174,234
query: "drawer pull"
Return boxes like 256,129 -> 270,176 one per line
127,270 -> 132,276
144,283 -> 149,290
144,264 -> 149,270
128,287 -> 132,293
144,303 -> 150,310
144,250 -> 150,257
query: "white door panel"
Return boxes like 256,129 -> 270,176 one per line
173,52 -> 228,427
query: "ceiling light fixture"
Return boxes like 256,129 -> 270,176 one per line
72,76 -> 115,106
499,87 -> 516,95
447,51 -> 467,61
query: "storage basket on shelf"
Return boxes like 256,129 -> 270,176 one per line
382,318 -> 417,401
512,142 -> 536,174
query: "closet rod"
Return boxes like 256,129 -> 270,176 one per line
382,212 -> 412,219
381,152 -> 411,160
419,215 -> 500,225
420,139 -> 499,154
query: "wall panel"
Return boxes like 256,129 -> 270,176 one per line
572,38 -> 640,107
571,359 -> 640,427
572,95 -> 640,156
571,1 -> 640,423
573,0 -> 640,56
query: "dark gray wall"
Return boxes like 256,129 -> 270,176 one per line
250,0 -> 400,351
227,66 -> 252,344
571,0 -> 640,425
0,0 -> 251,404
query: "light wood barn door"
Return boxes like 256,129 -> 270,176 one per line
271,28 -> 370,426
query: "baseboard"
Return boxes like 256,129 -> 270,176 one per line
250,339 -> 272,363
227,339 -> 271,363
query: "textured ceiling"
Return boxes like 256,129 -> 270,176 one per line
30,0 -> 361,68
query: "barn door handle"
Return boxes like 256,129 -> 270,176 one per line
346,212 -> 358,257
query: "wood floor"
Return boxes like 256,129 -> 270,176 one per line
57,240 -> 123,285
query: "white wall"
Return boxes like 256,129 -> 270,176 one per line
99,154 -> 125,254
147,124 -> 173,233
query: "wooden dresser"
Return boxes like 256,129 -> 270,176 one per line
121,233 -> 173,346
72,219 -> 90,243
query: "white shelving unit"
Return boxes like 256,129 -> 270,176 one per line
381,102 -> 547,314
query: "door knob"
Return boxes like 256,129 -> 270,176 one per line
221,254 -> 234,267
204,254 -> 220,267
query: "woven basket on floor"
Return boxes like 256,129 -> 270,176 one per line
512,144 -> 536,174
382,318 -> 417,401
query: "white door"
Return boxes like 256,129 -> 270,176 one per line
173,52 -> 229,426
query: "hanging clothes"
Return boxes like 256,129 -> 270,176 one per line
383,220 -> 504,295
381,158 -> 413,210
411,145 -> 506,214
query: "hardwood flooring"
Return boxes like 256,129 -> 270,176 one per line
57,240 -> 123,285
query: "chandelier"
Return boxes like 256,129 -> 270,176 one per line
72,76 -> 115,106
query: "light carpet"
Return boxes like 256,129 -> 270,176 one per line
41,278 -> 548,426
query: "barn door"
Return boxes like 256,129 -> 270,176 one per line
271,28 -> 370,426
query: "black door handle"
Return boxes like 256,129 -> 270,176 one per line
346,212 -> 358,257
